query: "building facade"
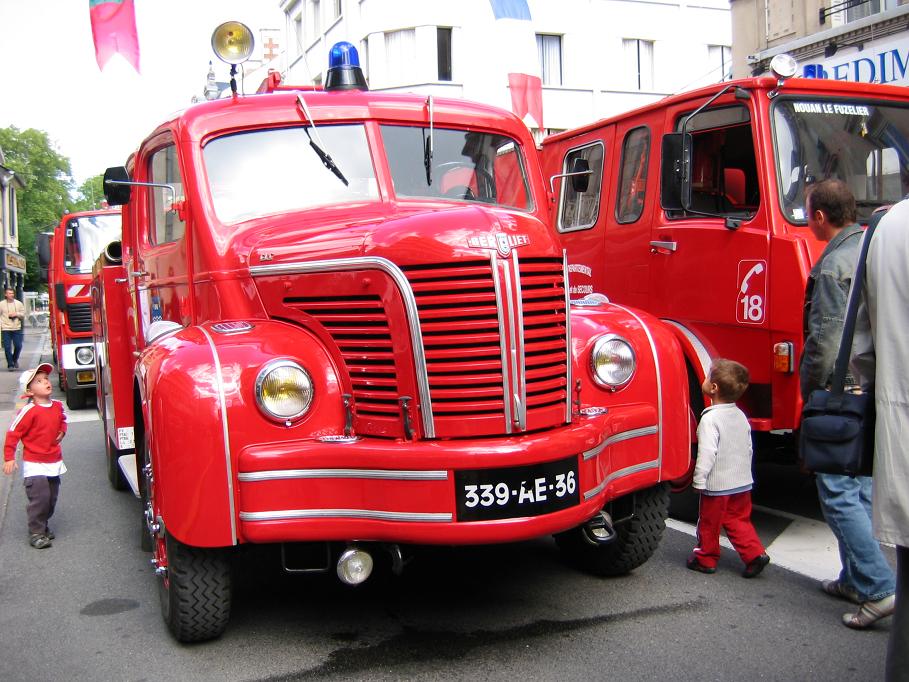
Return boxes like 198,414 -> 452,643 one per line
0,148 -> 26,297
274,0 -> 732,137
732,0 -> 909,82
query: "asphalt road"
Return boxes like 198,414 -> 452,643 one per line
0,330 -> 892,681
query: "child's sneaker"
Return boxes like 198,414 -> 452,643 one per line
29,534 -> 52,549
742,553 -> 770,578
686,557 -> 716,574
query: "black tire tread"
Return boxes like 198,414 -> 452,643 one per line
162,535 -> 231,643
557,483 -> 670,576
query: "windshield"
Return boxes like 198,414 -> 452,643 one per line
203,124 -> 379,224
773,99 -> 909,223
64,214 -> 121,274
380,125 -> 532,211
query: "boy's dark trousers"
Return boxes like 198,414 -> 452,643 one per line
24,475 -> 60,535
693,490 -> 765,569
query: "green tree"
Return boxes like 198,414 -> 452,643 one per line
73,174 -> 106,211
0,126 -> 76,291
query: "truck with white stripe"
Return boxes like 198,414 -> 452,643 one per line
37,208 -> 121,409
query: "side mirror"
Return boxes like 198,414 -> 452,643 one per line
569,158 -> 591,193
103,166 -> 132,206
660,133 -> 691,211
36,232 -> 52,283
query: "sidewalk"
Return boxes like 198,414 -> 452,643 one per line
0,325 -> 54,535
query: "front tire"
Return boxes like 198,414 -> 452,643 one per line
556,483 -> 670,576
159,534 -> 232,643
65,386 -> 87,410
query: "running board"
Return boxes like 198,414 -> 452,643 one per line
118,454 -> 141,498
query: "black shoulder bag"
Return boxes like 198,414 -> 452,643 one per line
799,222 -> 877,477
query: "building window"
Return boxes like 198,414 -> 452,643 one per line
385,29 -> 416,83
149,146 -> 185,245
307,0 -> 321,43
623,38 -> 653,91
536,34 -> 562,86
708,45 -> 732,81
438,27 -> 452,81
328,0 -> 341,22
616,127 -> 650,224
558,142 -> 604,232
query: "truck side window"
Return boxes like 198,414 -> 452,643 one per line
672,105 -> 759,219
149,145 -> 186,245
616,127 -> 650,223
558,142 -> 603,232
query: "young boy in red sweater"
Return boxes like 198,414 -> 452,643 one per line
2,363 -> 67,549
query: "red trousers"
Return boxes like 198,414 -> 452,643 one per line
693,490 -> 765,568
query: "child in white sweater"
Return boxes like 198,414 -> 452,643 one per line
687,358 -> 769,578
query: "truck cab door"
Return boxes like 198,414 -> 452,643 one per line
132,139 -> 190,349
649,104 -> 770,378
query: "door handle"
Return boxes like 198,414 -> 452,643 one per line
130,270 -> 149,278
649,240 -> 677,253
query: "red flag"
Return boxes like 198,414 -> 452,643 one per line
89,0 -> 140,72
508,73 -> 544,129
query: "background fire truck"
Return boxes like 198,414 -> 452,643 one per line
91,27 -> 690,643
540,56 -> 909,477
36,208 -> 121,409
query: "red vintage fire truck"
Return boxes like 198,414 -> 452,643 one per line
92,30 -> 689,642
540,56 -> 909,457
37,208 -> 121,408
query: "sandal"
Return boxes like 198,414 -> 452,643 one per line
29,534 -> 52,549
821,579 -> 861,604
842,594 -> 895,629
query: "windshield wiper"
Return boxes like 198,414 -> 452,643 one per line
296,94 -> 349,186
424,95 -> 434,186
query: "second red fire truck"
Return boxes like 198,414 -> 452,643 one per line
37,208 -> 121,408
92,29 -> 690,642
540,56 -> 909,470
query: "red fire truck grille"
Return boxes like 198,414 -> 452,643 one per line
288,295 -> 400,420
67,303 -> 93,333
402,257 -> 569,435
279,256 -> 569,438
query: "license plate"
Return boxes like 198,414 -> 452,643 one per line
455,455 -> 579,522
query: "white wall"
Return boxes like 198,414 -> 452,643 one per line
283,0 -> 731,132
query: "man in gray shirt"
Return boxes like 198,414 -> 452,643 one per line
801,179 -> 895,629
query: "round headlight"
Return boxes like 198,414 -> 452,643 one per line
75,346 -> 95,366
591,335 -> 636,388
255,361 -> 313,422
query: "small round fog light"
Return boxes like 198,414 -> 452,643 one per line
337,547 -> 373,585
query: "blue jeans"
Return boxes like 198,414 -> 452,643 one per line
1,328 -> 22,368
816,473 -> 896,602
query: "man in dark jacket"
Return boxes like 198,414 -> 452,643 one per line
800,179 -> 895,629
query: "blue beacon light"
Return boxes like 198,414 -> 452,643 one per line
325,41 -> 368,91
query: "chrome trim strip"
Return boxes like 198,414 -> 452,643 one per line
662,319 -> 712,379
563,250 -> 572,424
199,326 -> 238,545
582,425 -> 659,461
503,256 -> 521,430
238,468 -> 449,482
239,509 -> 453,522
250,257 -> 435,438
583,460 -> 660,500
491,252 -> 513,434
512,250 -> 527,431
612,303 -> 664,472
